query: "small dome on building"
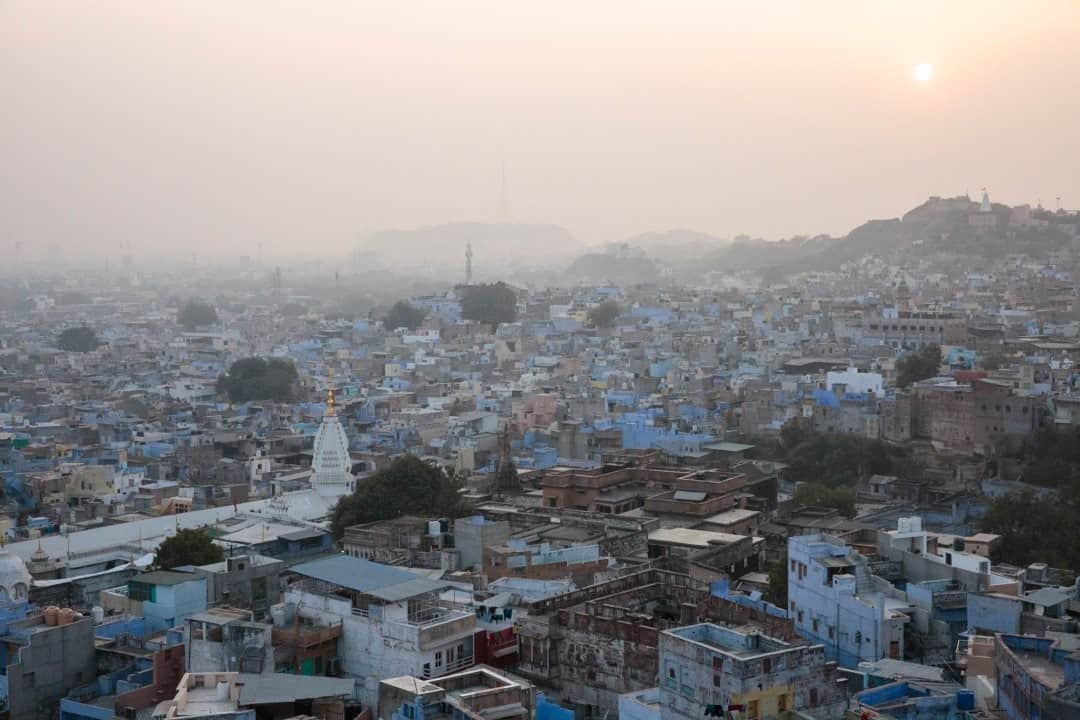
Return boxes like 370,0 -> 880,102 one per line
0,551 -> 32,602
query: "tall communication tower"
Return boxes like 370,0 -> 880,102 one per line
465,242 -> 473,285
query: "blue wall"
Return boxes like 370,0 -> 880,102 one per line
537,694 -> 575,720
60,698 -> 114,720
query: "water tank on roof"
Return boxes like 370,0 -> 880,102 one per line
92,606 -> 104,624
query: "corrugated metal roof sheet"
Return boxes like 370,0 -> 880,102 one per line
291,554 -> 448,601
237,673 -> 354,704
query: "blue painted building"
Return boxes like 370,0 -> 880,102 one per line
994,633 -> 1080,720
853,682 -> 976,720
788,534 -> 908,668
125,571 -> 207,633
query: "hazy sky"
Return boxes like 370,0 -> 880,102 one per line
3,1 -> 1079,260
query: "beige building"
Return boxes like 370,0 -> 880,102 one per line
63,464 -> 116,502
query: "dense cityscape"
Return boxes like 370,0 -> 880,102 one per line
7,0 -> 1080,717
0,192 -> 1078,720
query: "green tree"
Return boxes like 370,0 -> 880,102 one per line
330,455 -> 473,537
1012,427 -> 1080,489
217,357 -> 299,403
57,326 -> 100,352
494,454 -> 521,495
784,434 -> 892,489
587,300 -> 622,328
154,528 -> 224,569
896,344 -> 942,388
765,548 -> 788,607
459,282 -> 517,327
793,482 -> 856,517
779,418 -> 809,450
980,490 -> 1080,569
977,425 -> 1080,570
178,299 -> 218,330
383,301 -> 427,331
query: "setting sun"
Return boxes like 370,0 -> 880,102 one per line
914,63 -> 934,82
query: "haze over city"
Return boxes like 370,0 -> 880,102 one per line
3,6 -> 1080,720
4,1 -> 1080,262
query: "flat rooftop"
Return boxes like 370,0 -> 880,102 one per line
649,528 -> 747,548
665,623 -> 792,659
703,508 -> 760,525
381,676 -> 444,694
182,687 -> 236,717
291,554 -> 451,602
1013,651 -> 1065,689
197,554 -> 283,573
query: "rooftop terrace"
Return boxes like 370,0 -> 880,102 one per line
665,623 -> 793,659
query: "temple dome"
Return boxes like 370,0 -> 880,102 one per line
0,552 -> 31,602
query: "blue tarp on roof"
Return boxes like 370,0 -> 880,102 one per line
811,389 -> 841,408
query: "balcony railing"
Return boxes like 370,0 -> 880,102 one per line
933,590 -> 967,608
418,612 -> 475,648
272,622 -> 343,649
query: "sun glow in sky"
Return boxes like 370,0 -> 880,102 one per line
2,1 -> 1079,258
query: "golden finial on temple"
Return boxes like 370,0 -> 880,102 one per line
326,366 -> 336,414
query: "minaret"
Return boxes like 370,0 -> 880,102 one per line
465,242 -> 474,285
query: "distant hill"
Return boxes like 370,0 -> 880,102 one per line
632,196 -> 1080,281
622,229 -> 729,254
564,246 -> 660,285
360,223 -> 584,275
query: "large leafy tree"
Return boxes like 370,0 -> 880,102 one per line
793,482 -> 856,517
783,434 -> 892,488
494,454 -> 521,495
154,528 -> 224,569
217,357 -> 299,403
978,425 -> 1080,570
330,455 -> 473,537
896,344 -> 942,388
58,326 -> 101,352
1020,426 -> 1080,489
383,301 -> 427,331
459,282 -> 517,327
587,300 -> 621,328
980,489 -> 1080,570
178,299 -> 219,330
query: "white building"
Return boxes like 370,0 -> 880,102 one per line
281,555 -> 476,707
825,366 -> 883,396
